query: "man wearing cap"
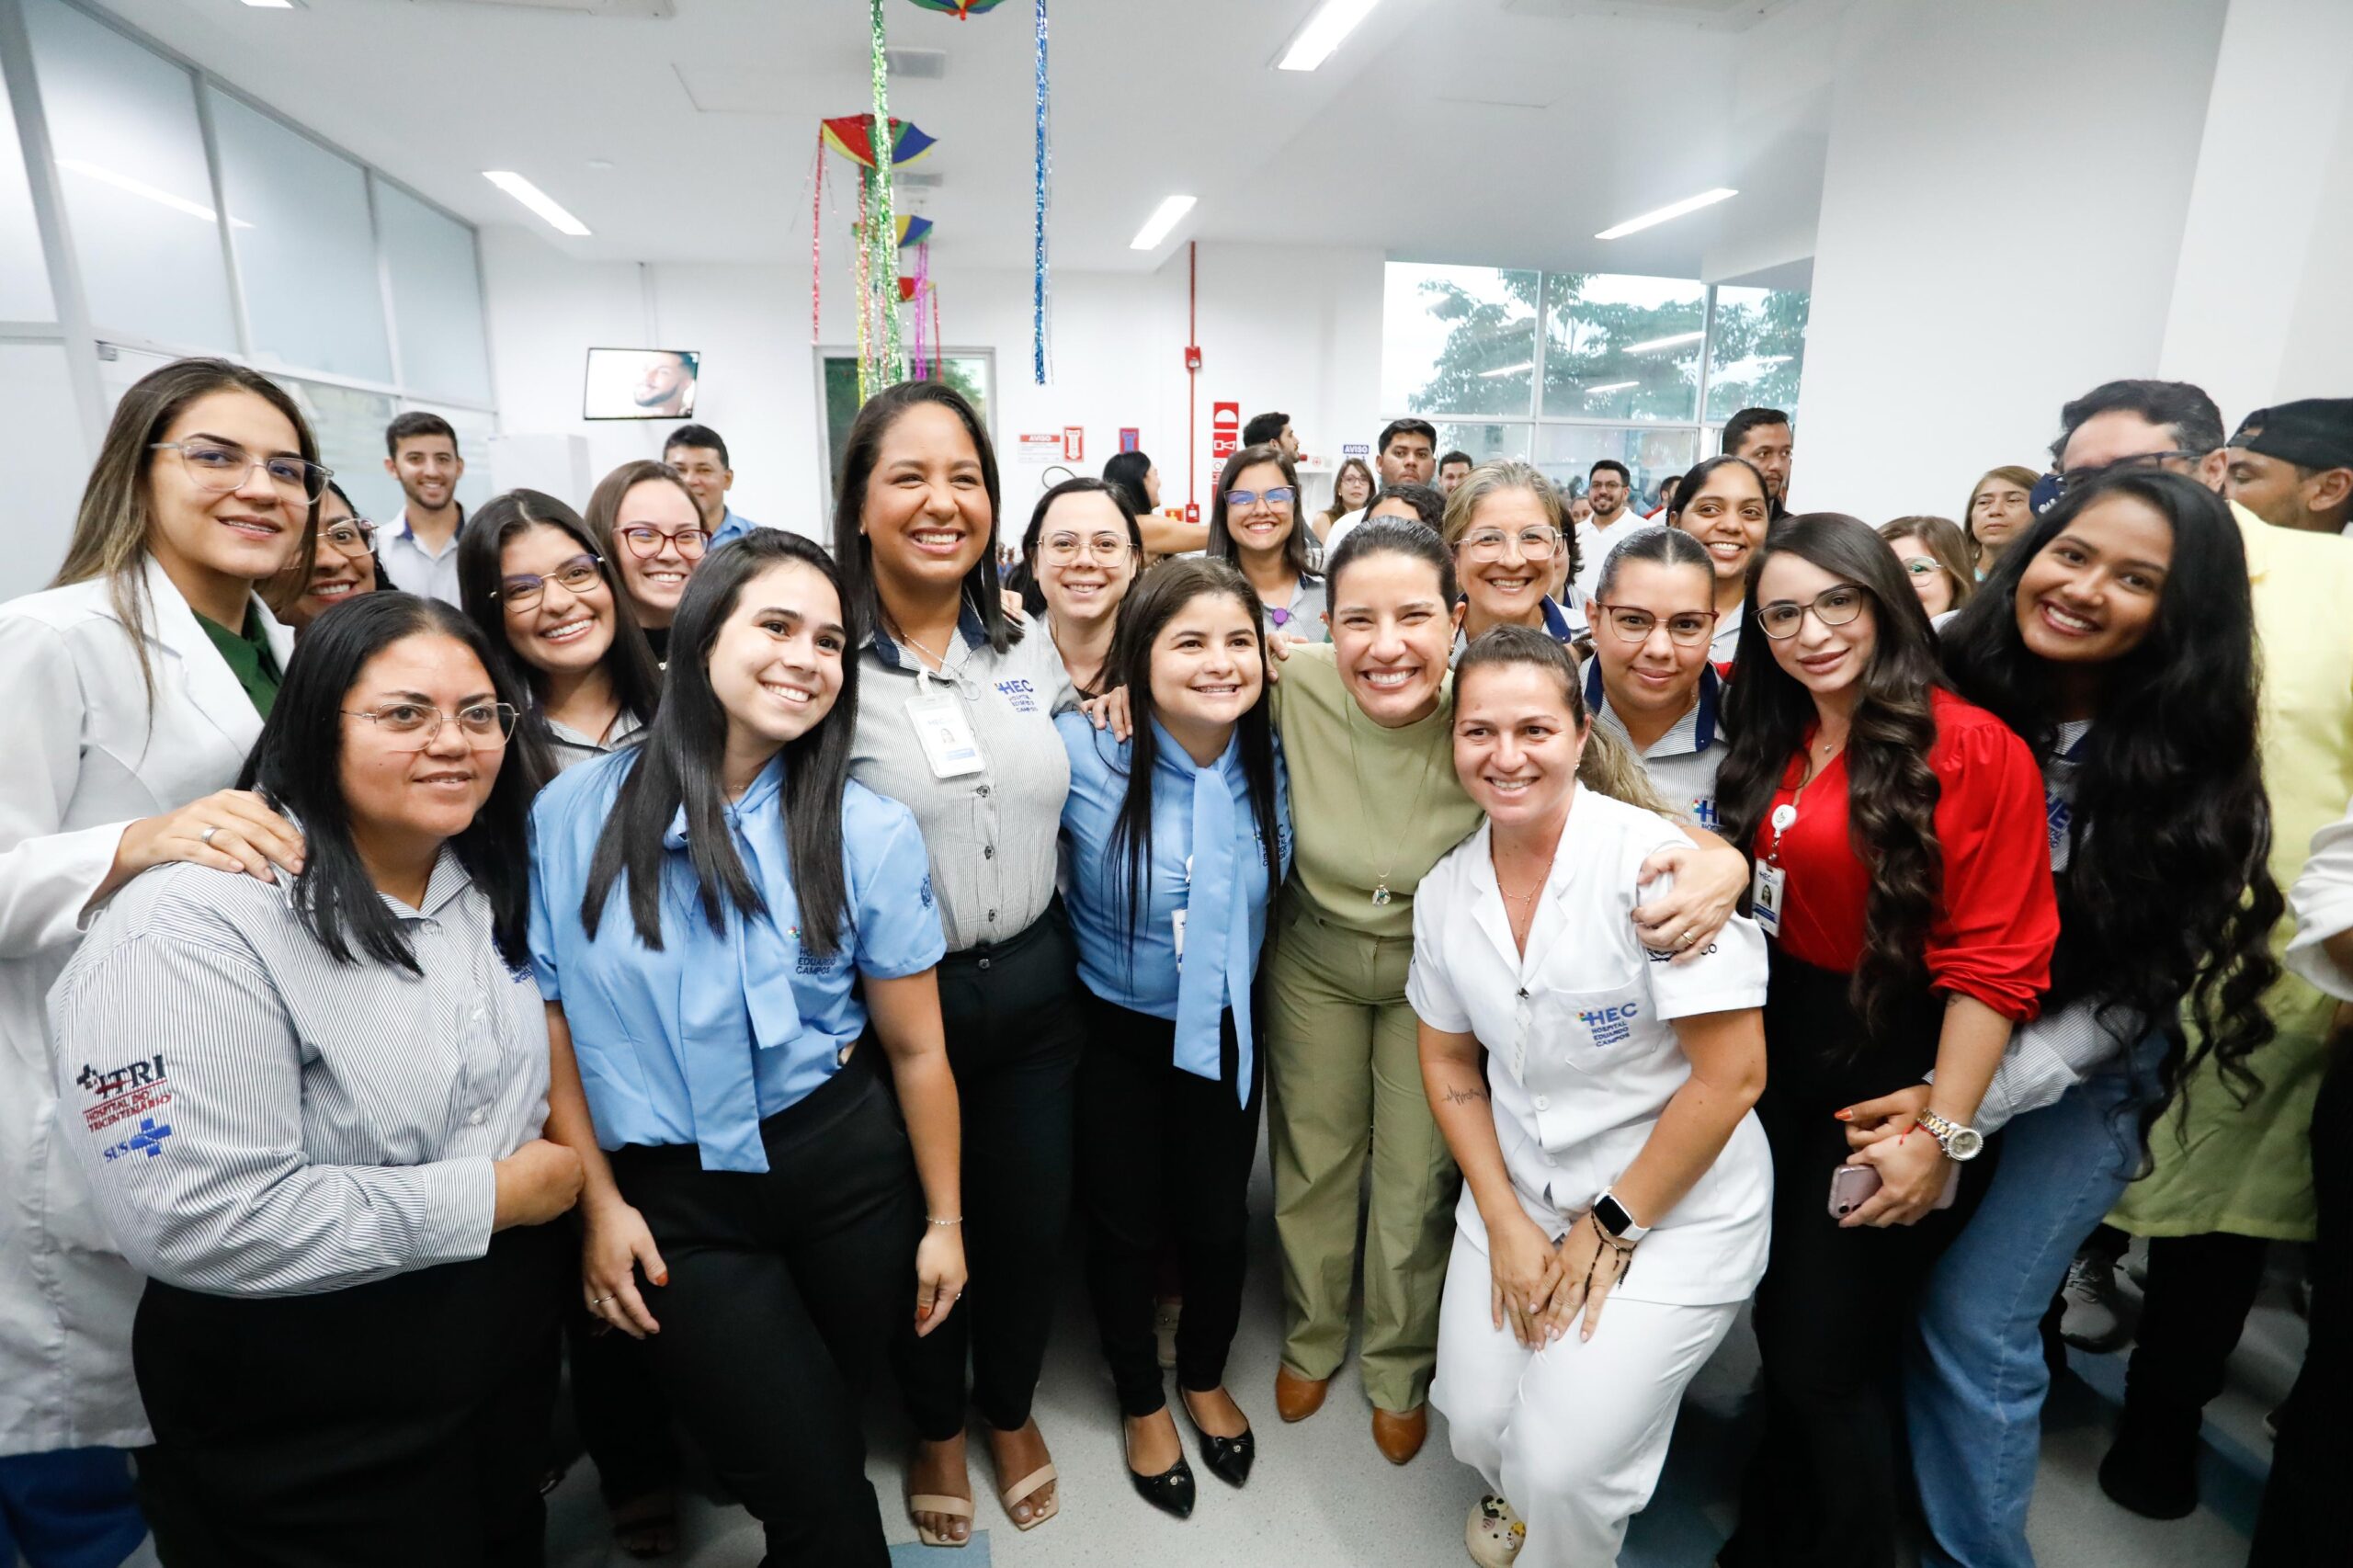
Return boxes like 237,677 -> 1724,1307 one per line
2224,398 -> 2353,536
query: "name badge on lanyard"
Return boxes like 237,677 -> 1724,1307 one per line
907,673 -> 984,780
1172,855 -> 1192,971
1752,801 -> 1796,939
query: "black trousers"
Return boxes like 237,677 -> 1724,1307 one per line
610,1058 -> 919,1568
1721,954 -> 1988,1568
562,1250 -> 678,1506
131,1222 -> 563,1568
2251,1037 -> 2351,1564
892,904 -> 1085,1440
1077,993 -> 1263,1417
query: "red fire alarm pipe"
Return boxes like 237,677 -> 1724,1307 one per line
1184,241 -> 1201,523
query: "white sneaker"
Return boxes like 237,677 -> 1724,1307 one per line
1466,1494 -> 1526,1567
2060,1252 -> 2128,1352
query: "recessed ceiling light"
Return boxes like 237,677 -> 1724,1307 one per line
240,1 -> 301,10
1595,187 -> 1737,241
483,171 -> 591,237
1478,362 -> 1534,379
1278,0 -> 1382,72
1130,195 -> 1197,251
1624,330 -> 1704,354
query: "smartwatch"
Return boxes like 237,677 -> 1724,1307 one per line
1915,1109 -> 1985,1162
1591,1189 -> 1649,1244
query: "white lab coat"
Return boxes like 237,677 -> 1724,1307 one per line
0,557 -> 290,1455
1405,786 -> 1774,1306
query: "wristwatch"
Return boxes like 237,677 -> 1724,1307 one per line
1591,1189 -> 1650,1244
1915,1109 -> 1985,1162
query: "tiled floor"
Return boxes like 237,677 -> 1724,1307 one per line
540,1158 -> 2296,1568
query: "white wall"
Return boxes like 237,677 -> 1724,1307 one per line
0,341 -> 88,601
1794,0 -> 2231,521
480,227 -> 1386,548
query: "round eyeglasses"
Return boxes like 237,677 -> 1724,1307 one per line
153,440 -> 333,504
1757,585 -> 1869,640
342,701 -> 518,751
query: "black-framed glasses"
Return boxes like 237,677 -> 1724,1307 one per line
318,519 -> 376,556
1459,526 -> 1562,562
2052,450 -> 2205,494
1758,585 -> 1869,640
492,554 -> 605,609
618,524 -> 710,561
152,440 -> 333,503
1223,486 -> 1297,510
342,701 -> 518,751
1594,603 -> 1718,646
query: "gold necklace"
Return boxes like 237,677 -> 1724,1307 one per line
1344,696 -> 1442,907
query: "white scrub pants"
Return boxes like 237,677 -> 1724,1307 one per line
1431,1229 -> 1736,1567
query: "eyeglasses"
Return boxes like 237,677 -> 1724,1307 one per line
152,440 -> 334,504
492,554 -> 605,609
1593,603 -> 1718,646
342,700 -> 517,750
618,524 -> 709,561
1040,531 -> 1134,565
1223,487 -> 1297,511
318,519 -> 376,556
2053,450 -> 2205,494
1460,526 -> 1563,562
1757,585 -> 1869,640
1902,557 -> 1947,580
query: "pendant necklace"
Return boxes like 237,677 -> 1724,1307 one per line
1345,698 -> 1441,908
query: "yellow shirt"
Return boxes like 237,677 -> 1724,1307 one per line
2113,501 -> 2353,1239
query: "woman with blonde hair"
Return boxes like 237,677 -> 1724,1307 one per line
1441,462 -> 1585,657
1965,466 -> 2040,576
1878,516 -> 1977,619
0,357 -> 322,1547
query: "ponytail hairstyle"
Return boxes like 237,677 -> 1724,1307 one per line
1453,623 -> 1676,817
1716,514 -> 1949,1047
1326,514 -> 1459,607
1942,470 -> 2279,1145
580,531 -> 858,959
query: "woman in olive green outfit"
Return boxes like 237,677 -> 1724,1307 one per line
1263,518 -> 1745,1461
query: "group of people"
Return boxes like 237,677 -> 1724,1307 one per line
2,353 -> 2350,1568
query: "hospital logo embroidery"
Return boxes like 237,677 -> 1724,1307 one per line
102,1117 -> 174,1163
995,677 -> 1040,714
75,1053 -> 172,1137
1577,1003 -> 1640,1048
919,874 -> 935,910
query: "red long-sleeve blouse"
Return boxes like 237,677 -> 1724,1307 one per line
1755,689 -> 2056,1020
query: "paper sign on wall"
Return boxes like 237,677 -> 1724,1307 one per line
1063,426 -> 1085,463
1211,402 -> 1240,468
1343,443 -> 1370,459
1120,426 -> 1141,454
1017,433 -> 1062,465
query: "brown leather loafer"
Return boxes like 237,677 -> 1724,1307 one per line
1273,1366 -> 1328,1424
1371,1404 -> 1427,1464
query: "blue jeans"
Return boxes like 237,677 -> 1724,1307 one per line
0,1448 -> 147,1568
1906,1040 -> 2158,1568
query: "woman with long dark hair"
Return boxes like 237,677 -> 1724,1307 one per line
55,593 -> 583,1564
1894,472 -> 2279,1565
1207,443 -> 1324,643
1711,515 -> 2059,1568
1317,458 -> 1377,544
532,530 -> 965,1566
835,381 -> 1082,1543
1,358 -> 317,1543
583,460 -> 709,663
1058,558 -> 1289,1517
458,490 -> 662,790
1016,476 -> 1144,698
267,479 -> 392,634
1665,455 -> 1772,673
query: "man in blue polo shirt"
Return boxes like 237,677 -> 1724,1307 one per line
664,424 -> 762,547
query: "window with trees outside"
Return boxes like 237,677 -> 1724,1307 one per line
1381,264 -> 1809,511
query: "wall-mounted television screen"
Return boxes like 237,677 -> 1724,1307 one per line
584,347 -> 700,420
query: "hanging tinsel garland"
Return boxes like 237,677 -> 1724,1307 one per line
1031,0 -> 1051,385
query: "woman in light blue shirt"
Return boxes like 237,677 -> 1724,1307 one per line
1056,558 -> 1290,1520
529,530 -> 966,1568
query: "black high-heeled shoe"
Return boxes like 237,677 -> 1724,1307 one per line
1123,1422 -> 1196,1519
1179,1388 -> 1256,1488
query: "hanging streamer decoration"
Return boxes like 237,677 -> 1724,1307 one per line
1032,0 -> 1051,384
810,109 -> 936,399
865,0 -> 901,402
904,0 -> 1010,16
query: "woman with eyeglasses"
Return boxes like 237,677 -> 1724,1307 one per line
52,592 -> 585,1565
1711,515 -> 2058,1568
267,479 -> 392,635
1017,477 -> 1144,699
1877,516 -> 1976,621
1317,458 -> 1377,548
1208,443 -> 1325,645
1666,455 -> 1773,676
0,358 -> 321,1543
1965,467 -> 2040,577
459,490 -> 664,789
1439,461 -> 1585,660
585,460 -> 709,665
1586,528 -> 1728,830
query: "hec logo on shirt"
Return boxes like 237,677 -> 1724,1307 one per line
995,677 -> 1040,714
1692,798 -> 1720,831
1577,1003 -> 1640,1047
75,1053 -> 172,1138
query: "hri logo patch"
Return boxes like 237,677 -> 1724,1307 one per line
1577,1003 -> 1640,1047
76,1053 -> 172,1137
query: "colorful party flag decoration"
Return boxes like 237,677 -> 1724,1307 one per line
896,214 -> 935,248
819,114 -> 937,169
904,0 -> 1011,16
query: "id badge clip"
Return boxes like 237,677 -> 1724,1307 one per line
907,678 -> 984,780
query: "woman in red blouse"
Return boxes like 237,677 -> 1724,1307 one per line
1709,515 -> 2058,1568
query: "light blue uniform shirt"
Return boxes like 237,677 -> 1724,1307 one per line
529,747 -> 945,1173
1056,715 -> 1290,1095
707,508 -> 762,550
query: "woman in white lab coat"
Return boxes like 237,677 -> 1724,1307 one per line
1412,625 -> 1772,1568
0,359 -> 316,1550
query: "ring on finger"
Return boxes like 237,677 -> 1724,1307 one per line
199,825 -> 220,846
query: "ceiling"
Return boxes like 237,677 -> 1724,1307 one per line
87,0 -> 1848,280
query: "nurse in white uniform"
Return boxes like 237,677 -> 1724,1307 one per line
1411,625 -> 1772,1568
